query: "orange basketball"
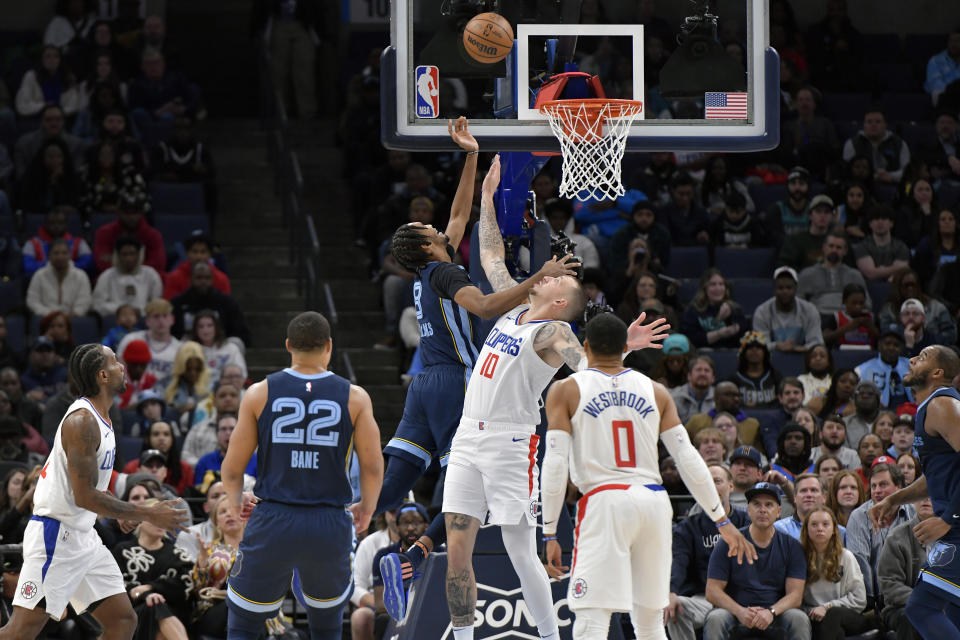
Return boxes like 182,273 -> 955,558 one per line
462,12 -> 514,63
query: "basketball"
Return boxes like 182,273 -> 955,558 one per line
462,12 -> 514,63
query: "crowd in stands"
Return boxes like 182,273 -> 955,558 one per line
337,3 -> 960,639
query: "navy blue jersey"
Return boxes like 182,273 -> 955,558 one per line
254,368 -> 354,506
416,258 -> 481,369
915,386 -> 960,520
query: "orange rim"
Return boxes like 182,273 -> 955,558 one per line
538,99 -> 643,141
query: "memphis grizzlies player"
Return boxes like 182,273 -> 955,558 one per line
382,117 -> 577,512
222,312 -> 384,640
870,345 -> 960,639
3,344 -> 188,640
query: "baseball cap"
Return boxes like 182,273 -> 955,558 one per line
745,481 -> 783,505
773,266 -> 798,283
900,298 -> 924,314
136,388 -> 166,413
809,194 -> 835,211
871,455 -> 897,468
662,334 -> 691,356
895,401 -> 917,417
122,339 -> 151,365
893,414 -> 915,430
140,449 -> 166,466
878,324 -> 905,343
32,336 -> 54,351
729,446 -> 762,468
787,166 -> 810,183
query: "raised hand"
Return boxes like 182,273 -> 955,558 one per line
448,116 -> 479,153
482,155 -> 501,196
625,312 -> 670,351
538,255 -> 581,279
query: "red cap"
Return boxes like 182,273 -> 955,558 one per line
122,339 -> 151,364
871,455 -> 897,468
894,401 -> 918,417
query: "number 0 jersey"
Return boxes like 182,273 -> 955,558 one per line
566,368 -> 662,493
255,368 -> 355,506
34,398 -> 116,530
462,305 -> 564,429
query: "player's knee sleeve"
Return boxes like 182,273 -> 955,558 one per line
305,604 -> 345,640
226,601 -> 272,640
572,608 -> 612,640
630,605 -> 668,640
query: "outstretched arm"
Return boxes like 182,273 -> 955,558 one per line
477,155 -> 516,293
443,117 -> 479,250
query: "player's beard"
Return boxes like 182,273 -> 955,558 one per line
903,368 -> 928,389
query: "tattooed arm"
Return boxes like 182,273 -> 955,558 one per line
533,322 -> 587,371
62,411 -> 189,531
477,155 -> 517,293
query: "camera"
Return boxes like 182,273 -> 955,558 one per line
550,231 -> 583,280
584,301 -> 615,324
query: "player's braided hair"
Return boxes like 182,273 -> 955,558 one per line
390,223 -> 431,272
68,343 -> 107,398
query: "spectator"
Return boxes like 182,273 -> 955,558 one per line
93,192 -> 165,274
924,27 -> 960,108
608,200 -> 670,284
837,181 -> 871,241
845,461 -> 915,605
919,111 -> 960,183
21,205 -> 93,276
0,464 -> 40,545
800,505 -> 869,639
121,420 -> 193,494
695,427 -> 729,466
539,198 -> 600,271
708,191 -> 767,250
615,271 -> 680,331
0,415 -> 45,469
0,390 -> 48,457
714,412 -> 760,464
20,336 -> 68,406
92,235 -> 163,318
792,406 -> 820,444
125,388 -> 167,437
765,166 -> 812,248
699,156 -> 755,217
191,495 -> 245,637
131,449 -> 181,498
688,382 -> 762,450
112,497 -> 193,640
38,310 -> 73,364
128,48 -> 199,131
0,318 -> 22,372
778,194 -> 836,271
657,172 -> 709,246
667,464 -> 751,640
118,298 -> 182,386
892,299 -> 939,357
79,140 -> 148,216
116,337 -> 156,412
895,178 -> 937,248
174,480 -> 225,561
163,233 -> 230,300
181,382 -> 241,465
855,435 -> 888,490
150,116 -> 217,212
872,410 -> 895,448
681,268 -> 747,349
888,415 -> 916,459
842,109 -> 911,185
43,0 -> 97,54
827,469 -> 866,528
775,474 -> 839,541
915,207 -> 959,288
189,310 -> 247,387
672,355 -> 716,425
134,15 -> 182,72
811,414 -> 861,470
896,452 -> 919,486
649,334 -> 691,389
573,190 -> 645,255
164,340 -> 211,420
754,266 -> 824,353
759,378 -> 806,457
0,466 -> 27,524
855,327 -> 912,409
0,368 -> 42,430
14,45 -> 83,118
729,332 -> 782,410
854,205 -> 911,281
704,482 -> 809,640
193,412 -> 257,484
103,304 -> 139,351
878,268 -> 957,345
844,380 -> 883,449
727,446 -> 765,510
768,423 -> 815,483
350,510 -> 400,638
73,79 -> 128,142
821,283 -> 877,348
17,138 -> 84,212
252,0 -> 321,119
13,105 -> 86,179
798,231 -> 871,314
25,237 -> 92,317
798,344 -> 834,402
813,455 -> 842,486
170,262 -> 249,346
877,497 -> 931,640
95,108 -> 147,172
780,86 -> 839,178
0,224 -> 20,282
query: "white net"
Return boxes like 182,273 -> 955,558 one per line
539,99 -> 644,202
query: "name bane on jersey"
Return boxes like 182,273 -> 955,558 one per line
582,391 -> 655,419
484,327 -> 524,356
291,450 -> 321,469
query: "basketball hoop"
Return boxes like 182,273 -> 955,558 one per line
539,98 -> 643,202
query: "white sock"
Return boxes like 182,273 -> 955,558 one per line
452,624 -> 474,639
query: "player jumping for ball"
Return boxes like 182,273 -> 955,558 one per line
1,344 -> 190,640
542,313 -> 756,640
380,155 -> 669,639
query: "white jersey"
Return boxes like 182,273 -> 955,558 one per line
34,398 -> 116,530
462,305 -> 563,429
568,368 -> 662,493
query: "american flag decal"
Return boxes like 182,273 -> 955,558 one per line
704,92 -> 748,119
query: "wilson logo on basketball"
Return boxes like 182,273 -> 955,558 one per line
465,34 -> 500,58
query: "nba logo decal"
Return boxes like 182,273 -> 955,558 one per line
20,581 -> 38,599
306,382 -> 312,393
415,65 -> 440,118
572,578 -> 588,598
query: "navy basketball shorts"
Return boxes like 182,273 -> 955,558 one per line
919,528 -> 960,603
383,364 -> 469,469
227,501 -> 354,615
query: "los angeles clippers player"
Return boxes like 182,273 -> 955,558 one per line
380,156 -> 669,640
222,312 -> 384,640
870,345 -> 960,639
542,314 -> 756,640
2,344 -> 189,640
